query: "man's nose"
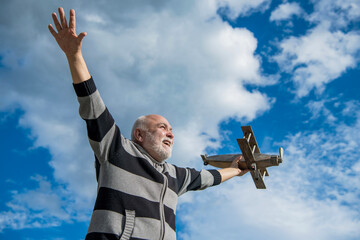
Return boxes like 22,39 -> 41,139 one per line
167,130 -> 174,139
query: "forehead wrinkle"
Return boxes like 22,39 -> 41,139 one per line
157,122 -> 173,131
145,115 -> 172,129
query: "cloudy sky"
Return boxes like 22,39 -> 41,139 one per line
1,0 -> 360,239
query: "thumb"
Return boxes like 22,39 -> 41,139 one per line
78,32 -> 87,42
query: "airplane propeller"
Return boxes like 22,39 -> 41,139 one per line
279,147 -> 284,163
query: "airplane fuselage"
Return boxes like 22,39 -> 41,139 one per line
202,153 -> 281,170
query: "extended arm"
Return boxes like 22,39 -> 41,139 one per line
48,7 -> 90,83
218,156 -> 249,183
49,8 -> 118,165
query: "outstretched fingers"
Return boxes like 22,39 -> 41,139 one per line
51,12 -> 62,32
58,7 -> 68,29
69,9 -> 76,30
48,24 -> 57,38
49,7 -> 88,56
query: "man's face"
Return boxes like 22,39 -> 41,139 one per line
141,115 -> 174,162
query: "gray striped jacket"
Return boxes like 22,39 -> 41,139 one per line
73,78 -> 221,240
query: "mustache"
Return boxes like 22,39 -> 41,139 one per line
162,137 -> 174,146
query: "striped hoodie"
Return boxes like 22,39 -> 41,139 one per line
73,78 -> 222,240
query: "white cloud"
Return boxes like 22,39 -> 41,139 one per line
306,98 -> 338,124
0,176 -> 75,231
309,0 -> 360,29
273,0 -> 360,98
342,100 -> 360,116
84,14 -> 106,24
217,0 -> 271,19
274,25 -> 360,97
0,0 -> 274,231
270,2 -> 304,22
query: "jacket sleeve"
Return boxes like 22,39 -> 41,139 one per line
73,77 -> 117,164
175,167 -> 222,196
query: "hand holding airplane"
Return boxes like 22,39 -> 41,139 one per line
201,126 -> 283,189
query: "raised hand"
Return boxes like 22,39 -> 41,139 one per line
48,8 -> 87,57
48,7 -> 90,83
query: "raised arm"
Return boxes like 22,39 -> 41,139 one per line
48,7 -> 91,84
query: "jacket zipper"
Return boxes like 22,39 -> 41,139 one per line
159,174 -> 168,240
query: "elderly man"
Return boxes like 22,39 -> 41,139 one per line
49,8 -> 248,240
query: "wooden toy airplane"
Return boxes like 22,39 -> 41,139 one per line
201,126 -> 283,189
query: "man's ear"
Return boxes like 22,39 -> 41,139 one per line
134,128 -> 144,143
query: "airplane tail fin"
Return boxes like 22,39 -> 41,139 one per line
201,154 -> 209,165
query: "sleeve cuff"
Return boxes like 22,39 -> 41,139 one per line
208,170 -> 222,186
73,77 -> 97,97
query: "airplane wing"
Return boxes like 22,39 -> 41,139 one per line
237,126 -> 267,189
201,154 -> 248,169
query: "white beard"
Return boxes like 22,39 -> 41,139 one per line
145,132 -> 172,161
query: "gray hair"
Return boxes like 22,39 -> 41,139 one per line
131,115 -> 149,141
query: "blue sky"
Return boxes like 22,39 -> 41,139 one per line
1,0 -> 360,239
